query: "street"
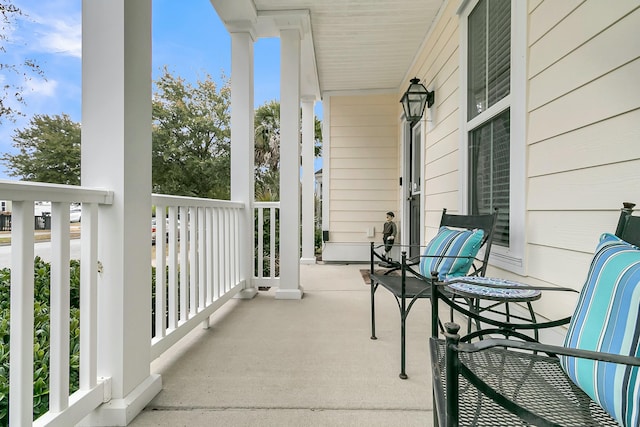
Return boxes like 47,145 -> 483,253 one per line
0,239 -> 82,269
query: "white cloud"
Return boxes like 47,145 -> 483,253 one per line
37,19 -> 82,58
24,78 -> 58,98
15,1 -> 82,58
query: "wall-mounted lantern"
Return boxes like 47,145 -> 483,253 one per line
400,77 -> 435,122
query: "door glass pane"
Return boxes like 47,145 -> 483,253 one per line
468,109 -> 510,246
411,125 -> 421,193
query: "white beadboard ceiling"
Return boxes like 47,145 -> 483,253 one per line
211,0 -> 445,98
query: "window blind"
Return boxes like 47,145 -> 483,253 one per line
467,0 -> 511,120
469,110 -> 510,246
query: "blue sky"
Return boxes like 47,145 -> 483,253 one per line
1,0 -> 320,180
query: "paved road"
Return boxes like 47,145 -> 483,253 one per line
0,239 -> 82,269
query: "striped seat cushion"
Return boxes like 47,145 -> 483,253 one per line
559,233 -> 640,427
419,226 -> 484,280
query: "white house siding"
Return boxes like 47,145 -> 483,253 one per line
404,0 -> 462,243
321,93 -> 400,262
523,0 -> 640,321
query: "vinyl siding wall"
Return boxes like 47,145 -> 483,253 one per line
524,0 -> 640,320
322,94 -> 399,261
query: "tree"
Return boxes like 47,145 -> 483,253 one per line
254,100 -> 322,201
1,113 -> 80,184
0,2 -> 44,124
152,67 -> 231,199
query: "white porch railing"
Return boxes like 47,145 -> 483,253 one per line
0,180 -> 113,427
150,194 -> 244,360
253,202 -> 280,288
0,182 -> 280,426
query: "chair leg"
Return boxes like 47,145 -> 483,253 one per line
400,306 -> 408,379
527,301 -> 539,342
370,282 -> 377,340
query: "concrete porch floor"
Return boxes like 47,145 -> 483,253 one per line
130,263 -> 436,426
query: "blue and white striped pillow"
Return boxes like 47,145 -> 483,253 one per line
419,226 -> 484,280
559,233 -> 640,427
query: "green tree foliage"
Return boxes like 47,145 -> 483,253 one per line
254,101 -> 280,201
254,100 -> 322,201
152,67 -> 231,199
0,2 -> 44,124
0,114 -> 81,184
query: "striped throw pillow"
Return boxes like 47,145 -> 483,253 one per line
419,226 -> 484,280
559,233 -> 640,427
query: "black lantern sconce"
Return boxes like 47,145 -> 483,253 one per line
400,77 -> 435,122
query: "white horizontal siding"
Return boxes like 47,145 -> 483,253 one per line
529,110 -> 640,177
328,94 -> 399,245
525,1 -> 640,320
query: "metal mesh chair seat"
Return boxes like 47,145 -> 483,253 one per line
369,273 -> 432,299
431,339 -> 619,426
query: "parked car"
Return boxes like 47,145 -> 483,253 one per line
70,206 -> 82,222
151,218 -> 179,245
151,218 -> 158,245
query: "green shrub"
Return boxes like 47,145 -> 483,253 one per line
0,257 -> 81,425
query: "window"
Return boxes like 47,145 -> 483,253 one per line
466,0 -> 511,247
460,0 -> 525,272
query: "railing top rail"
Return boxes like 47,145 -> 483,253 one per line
0,180 -> 113,204
152,193 -> 244,209
253,201 -> 280,208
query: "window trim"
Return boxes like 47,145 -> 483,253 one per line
458,0 -> 527,275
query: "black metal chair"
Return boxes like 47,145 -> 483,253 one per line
430,202 -> 640,426
369,208 -> 498,379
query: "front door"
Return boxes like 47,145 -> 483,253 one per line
408,123 -> 422,258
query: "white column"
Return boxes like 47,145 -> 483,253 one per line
81,1 -> 161,424
231,29 -> 258,299
300,97 -> 316,264
276,28 -> 303,299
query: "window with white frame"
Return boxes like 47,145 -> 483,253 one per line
460,0 -> 526,273
466,0 -> 511,247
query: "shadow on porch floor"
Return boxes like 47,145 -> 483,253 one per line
130,263 -> 435,426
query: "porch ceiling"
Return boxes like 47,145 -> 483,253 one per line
211,0 -> 445,98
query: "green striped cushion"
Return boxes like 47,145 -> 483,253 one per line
559,233 -> 640,427
419,226 -> 484,280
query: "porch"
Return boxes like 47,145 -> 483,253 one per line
130,262 -> 435,426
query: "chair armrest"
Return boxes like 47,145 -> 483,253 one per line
454,331 -> 640,367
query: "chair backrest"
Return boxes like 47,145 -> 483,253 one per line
438,208 -> 498,277
615,202 -> 640,246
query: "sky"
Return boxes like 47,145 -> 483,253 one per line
1,0 -> 321,180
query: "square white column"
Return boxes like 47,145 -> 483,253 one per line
81,0 -> 161,424
231,29 -> 258,299
276,28 -> 304,299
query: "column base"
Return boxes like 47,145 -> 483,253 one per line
275,286 -> 305,300
300,257 -> 316,265
78,374 -> 162,426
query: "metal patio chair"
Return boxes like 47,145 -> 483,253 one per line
369,208 -> 498,379
430,202 -> 640,426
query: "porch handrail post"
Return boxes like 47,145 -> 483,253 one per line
300,97 -> 316,265
230,27 -> 258,299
